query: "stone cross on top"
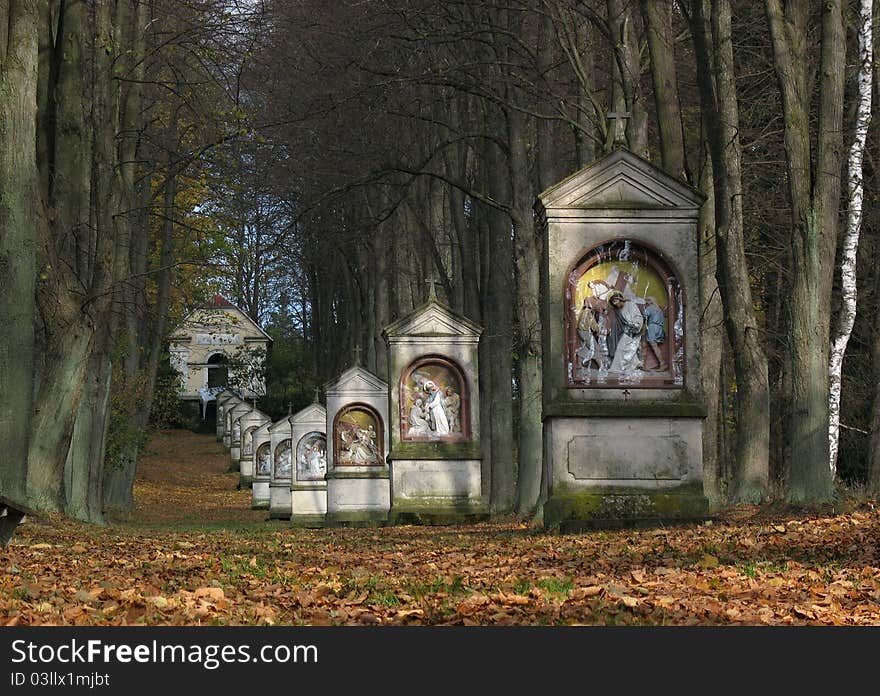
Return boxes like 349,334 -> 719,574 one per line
607,109 -> 630,147
353,344 -> 363,366
425,276 -> 443,303
313,387 -> 320,404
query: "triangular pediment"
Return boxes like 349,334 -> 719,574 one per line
291,403 -> 326,426
383,301 -> 482,339
254,421 -> 273,436
217,388 -> 243,404
268,417 -> 291,433
324,366 -> 388,394
169,302 -> 272,343
538,148 -> 705,211
239,409 -> 270,425
228,401 -> 252,417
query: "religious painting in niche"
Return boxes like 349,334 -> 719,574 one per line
256,442 -> 271,476
566,239 -> 684,387
334,406 -> 383,466
274,438 -> 292,478
242,426 -> 258,456
296,432 -> 327,481
400,359 -> 468,441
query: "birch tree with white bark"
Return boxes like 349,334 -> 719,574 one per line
828,0 -> 874,477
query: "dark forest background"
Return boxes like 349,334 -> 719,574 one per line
1,0 -> 878,539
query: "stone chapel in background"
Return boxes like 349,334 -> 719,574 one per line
168,294 -> 271,417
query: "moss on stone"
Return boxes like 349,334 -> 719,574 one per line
324,510 -> 390,528
544,483 -> 708,531
289,514 -> 327,529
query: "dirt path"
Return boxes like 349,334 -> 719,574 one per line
132,429 -> 267,526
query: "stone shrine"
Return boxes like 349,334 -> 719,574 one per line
288,402 -> 328,527
236,405 -> 271,487
250,419 -> 274,509
216,389 -> 241,441
267,415 -> 295,519
537,147 -> 709,529
324,365 -> 390,526
382,285 -> 486,523
225,400 -> 252,456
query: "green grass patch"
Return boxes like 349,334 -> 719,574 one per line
513,578 -> 532,595
739,561 -> 758,578
407,575 -> 466,599
537,577 -> 574,596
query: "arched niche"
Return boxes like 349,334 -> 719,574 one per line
273,438 -> 292,479
564,239 -> 684,388
242,425 -> 259,456
255,442 -> 271,477
399,356 -> 470,441
296,431 -> 327,481
333,403 -> 384,466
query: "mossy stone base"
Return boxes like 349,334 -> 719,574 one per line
239,475 -> 253,488
250,501 -> 269,510
324,510 -> 389,528
544,484 -> 709,532
290,514 -> 327,528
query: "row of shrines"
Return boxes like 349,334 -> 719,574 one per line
216,290 -> 483,527
207,148 -> 712,529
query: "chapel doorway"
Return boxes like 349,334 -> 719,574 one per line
207,353 -> 228,388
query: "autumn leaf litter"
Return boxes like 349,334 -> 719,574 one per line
2,430 -> 879,626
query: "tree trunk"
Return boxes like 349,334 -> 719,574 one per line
867,235 -> 880,495
766,0 -> 845,502
828,0 -> 873,477
607,0 -> 648,155
696,144 -> 725,506
103,167 -> 174,513
575,22 -> 597,168
64,327 -> 111,524
0,0 -> 40,526
480,128 -> 515,514
506,104 -> 543,516
641,0 -> 687,180
691,0 -> 770,503
27,317 -> 94,512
